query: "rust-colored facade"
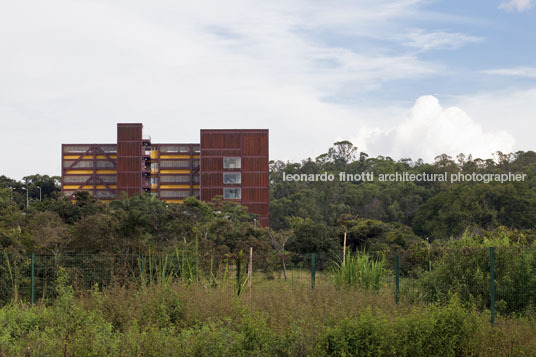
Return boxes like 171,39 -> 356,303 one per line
61,124 -> 268,226
200,129 -> 269,227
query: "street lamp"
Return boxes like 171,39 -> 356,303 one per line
37,186 -> 42,201
10,187 -> 13,202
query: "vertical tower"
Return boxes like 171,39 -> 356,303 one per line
200,129 -> 269,226
117,123 -> 146,196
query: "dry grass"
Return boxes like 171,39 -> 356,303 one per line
72,269 -> 536,356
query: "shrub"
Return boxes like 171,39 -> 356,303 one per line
332,251 -> 385,290
315,310 -> 390,356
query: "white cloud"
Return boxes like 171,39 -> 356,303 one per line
0,0 -> 448,179
403,30 -> 482,52
354,96 -> 515,161
481,67 -> 536,78
452,88 -> 536,154
499,0 -> 534,12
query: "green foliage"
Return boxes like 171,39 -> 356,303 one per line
315,310 -> 389,356
332,251 -> 385,291
315,300 -> 479,357
419,236 -> 536,314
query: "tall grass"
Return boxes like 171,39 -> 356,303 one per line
332,250 -> 385,290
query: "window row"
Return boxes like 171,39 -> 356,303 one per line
63,145 -> 117,154
159,190 -> 200,198
158,145 -> 200,153
160,160 -> 199,168
63,175 -> 117,184
159,175 -> 200,183
63,161 -> 115,169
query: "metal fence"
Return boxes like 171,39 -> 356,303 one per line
2,246 -> 535,325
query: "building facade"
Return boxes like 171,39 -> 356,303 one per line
61,124 -> 269,226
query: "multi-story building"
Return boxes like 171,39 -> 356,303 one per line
61,123 -> 269,226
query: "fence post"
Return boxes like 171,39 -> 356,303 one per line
311,253 -> 316,289
31,253 -> 35,305
248,247 -> 253,290
490,247 -> 495,326
140,254 -> 145,278
395,254 -> 399,305
237,258 -> 241,296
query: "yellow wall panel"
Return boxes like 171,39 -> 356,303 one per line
63,185 -> 116,190
193,185 -> 200,189
63,185 -> 82,190
64,155 -> 117,160
65,170 -> 93,175
150,151 -> 159,159
96,170 -> 117,174
193,155 -> 200,159
160,169 -> 190,174
160,154 -> 190,159
159,184 -> 190,189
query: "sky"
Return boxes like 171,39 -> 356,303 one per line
1,0 -> 536,179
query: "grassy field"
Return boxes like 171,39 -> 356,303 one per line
1,268 -> 536,356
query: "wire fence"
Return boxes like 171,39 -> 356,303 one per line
2,246 -> 536,324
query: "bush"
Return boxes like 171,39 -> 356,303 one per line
332,251 -> 385,290
315,310 -> 389,356
316,300 -> 479,357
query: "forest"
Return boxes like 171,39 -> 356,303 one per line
3,141 -> 536,257
2,142 -> 536,355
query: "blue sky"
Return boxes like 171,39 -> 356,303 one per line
1,0 -> 536,178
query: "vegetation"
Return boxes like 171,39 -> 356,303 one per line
3,143 -> 536,354
1,272 -> 536,356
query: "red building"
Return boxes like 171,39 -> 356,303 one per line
61,124 -> 269,226
200,130 -> 269,227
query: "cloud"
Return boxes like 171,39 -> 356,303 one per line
0,0 -> 450,179
354,96 -> 515,161
481,67 -> 536,78
498,0 -> 534,12
403,30 -> 482,52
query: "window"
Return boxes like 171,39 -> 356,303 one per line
63,161 -> 93,168
223,157 -> 241,169
151,163 -> 159,171
224,188 -> 241,199
223,172 -> 241,184
150,177 -> 158,185
161,175 -> 190,183
98,175 -> 117,184
160,190 -> 190,198
63,176 -> 90,183
96,161 -> 115,169
159,145 -> 189,153
160,160 -> 189,168
64,146 -> 89,153
100,145 -> 117,153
